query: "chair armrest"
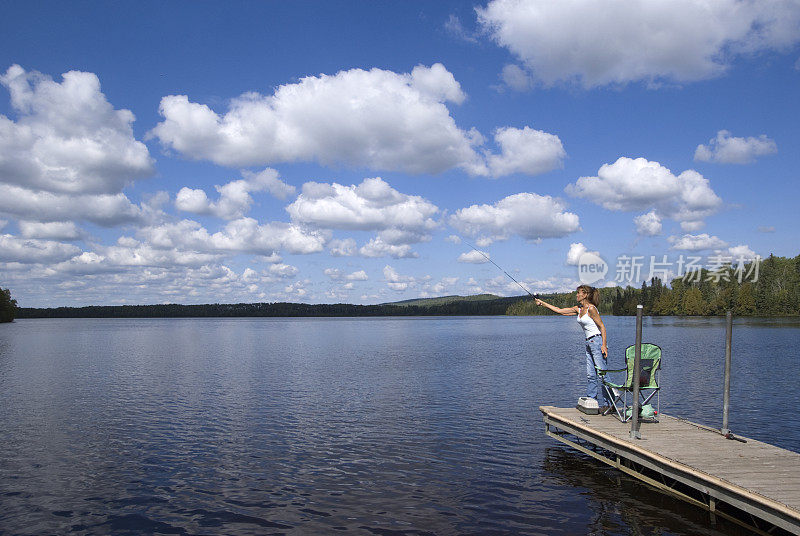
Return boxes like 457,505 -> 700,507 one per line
596,367 -> 626,373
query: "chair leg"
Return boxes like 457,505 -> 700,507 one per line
604,385 -> 627,422
600,385 -> 613,415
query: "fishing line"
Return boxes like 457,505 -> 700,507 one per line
461,239 -> 539,299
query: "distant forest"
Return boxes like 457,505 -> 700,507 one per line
11,253 -> 800,319
17,296 -> 523,319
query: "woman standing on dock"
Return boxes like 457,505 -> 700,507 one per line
536,286 -> 610,411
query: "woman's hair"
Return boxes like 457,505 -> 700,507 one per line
577,285 -> 600,307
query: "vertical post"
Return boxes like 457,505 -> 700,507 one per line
722,310 -> 733,435
630,304 -> 643,440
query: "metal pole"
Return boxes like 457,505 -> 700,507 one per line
722,310 -> 733,435
630,304 -> 643,440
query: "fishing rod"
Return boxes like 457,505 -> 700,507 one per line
462,239 -> 539,299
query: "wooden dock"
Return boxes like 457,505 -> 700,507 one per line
540,406 -> 800,535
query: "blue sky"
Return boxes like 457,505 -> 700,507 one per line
1,0 -> 798,307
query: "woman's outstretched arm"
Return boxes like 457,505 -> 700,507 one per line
535,298 -> 578,316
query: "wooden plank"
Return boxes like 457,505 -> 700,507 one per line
707,467 -> 800,476
747,489 -> 800,499
681,466 -> 796,475
726,484 -> 800,492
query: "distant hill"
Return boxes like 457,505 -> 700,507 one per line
383,294 -> 500,307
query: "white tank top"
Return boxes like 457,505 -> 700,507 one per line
577,306 -> 601,339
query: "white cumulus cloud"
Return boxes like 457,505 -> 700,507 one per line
449,192 -> 580,244
477,0 -> 800,88
486,126 -> 565,177
62,244 -> 221,272
288,177 -> 439,257
346,270 -> 368,281
383,265 -> 419,291
360,237 -> 418,259
269,263 -> 299,278
328,238 -> 357,257
18,221 -> 81,240
0,64 -> 154,194
0,183 -> 150,226
694,130 -> 778,164
288,177 -> 438,233
150,64 -> 490,175
324,268 -> 368,281
323,268 -> 341,280
668,233 -> 729,251
138,218 -> 329,257
565,242 -> 600,266
728,244 -> 758,261
428,277 -> 459,295
175,168 -> 295,220
457,250 -> 490,264
634,210 -> 663,236
0,234 -> 81,264
566,157 -> 722,231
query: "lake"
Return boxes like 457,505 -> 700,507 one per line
1,316 -> 798,535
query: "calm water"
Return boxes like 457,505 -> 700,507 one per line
1,316 -> 798,535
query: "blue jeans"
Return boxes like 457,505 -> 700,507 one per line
586,337 -> 609,406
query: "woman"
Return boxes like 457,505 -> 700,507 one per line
535,285 -> 610,411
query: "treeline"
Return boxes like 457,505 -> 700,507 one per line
18,296 -> 524,319
1,287 -> 17,323
609,254 -> 799,316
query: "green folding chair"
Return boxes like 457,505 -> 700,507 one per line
598,343 -> 661,422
